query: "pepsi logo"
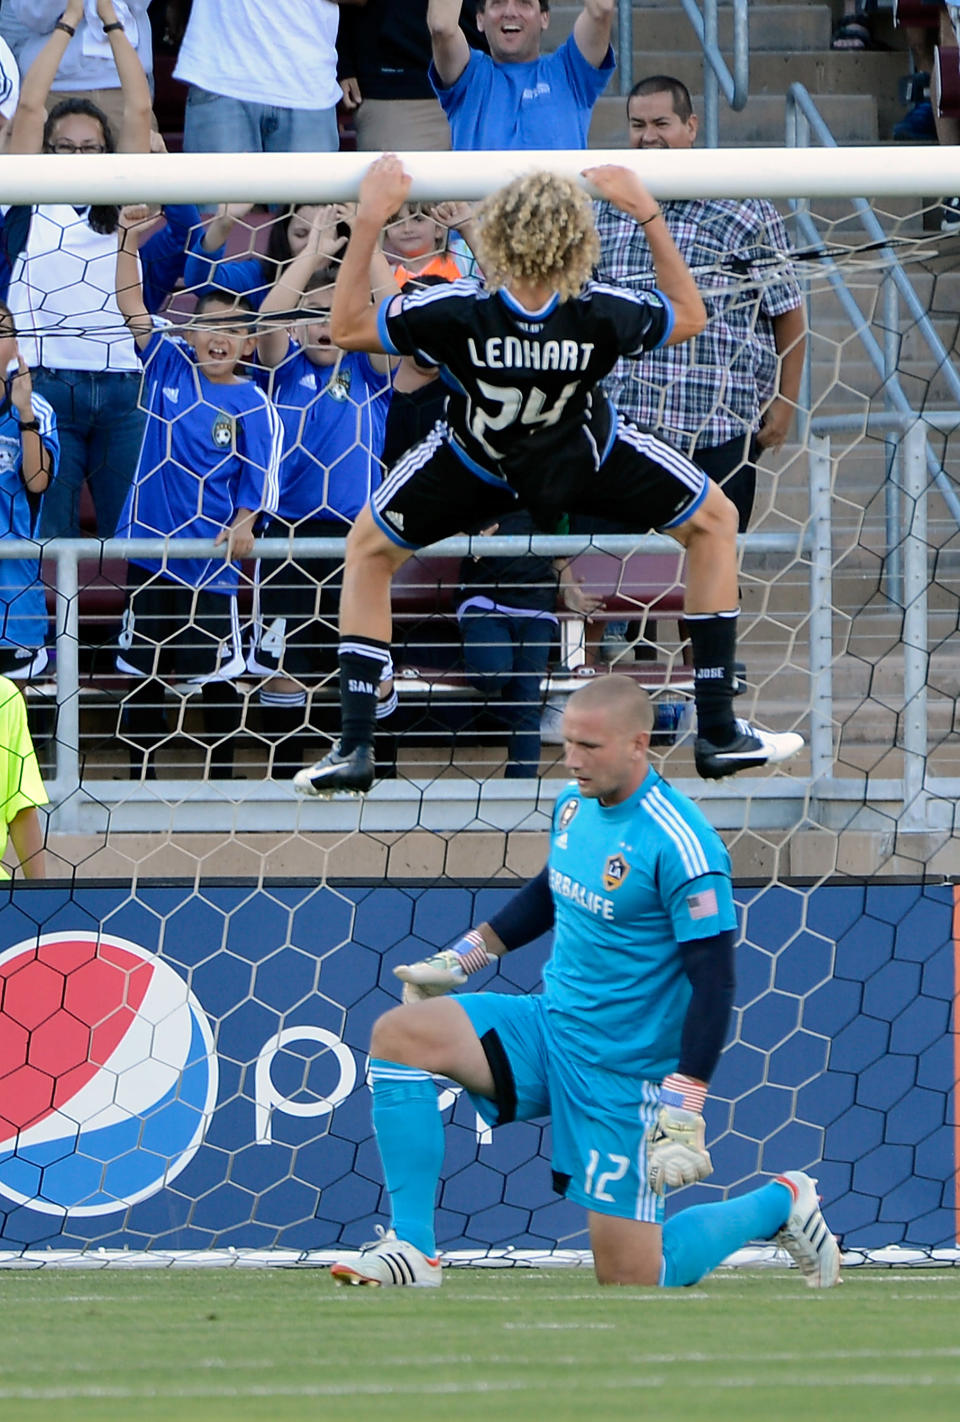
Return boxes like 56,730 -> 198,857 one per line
0,933 -> 218,1217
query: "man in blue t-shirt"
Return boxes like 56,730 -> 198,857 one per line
428,0 -> 614,150
329,676 -> 841,1292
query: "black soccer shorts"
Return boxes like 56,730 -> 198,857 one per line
371,417 -> 709,551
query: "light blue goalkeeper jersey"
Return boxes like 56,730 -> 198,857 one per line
544,767 -> 736,1085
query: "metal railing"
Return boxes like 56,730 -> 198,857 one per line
5,528 -> 802,834
614,0 -> 749,131
680,0 -> 750,146
786,80 -> 960,602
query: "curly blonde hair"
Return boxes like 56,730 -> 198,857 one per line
474,172 -> 600,302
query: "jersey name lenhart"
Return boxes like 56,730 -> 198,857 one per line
467,336 -> 596,373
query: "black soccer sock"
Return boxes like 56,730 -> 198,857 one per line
201,681 -> 243,778
686,611 -> 739,746
260,690 -> 307,777
339,636 -> 391,754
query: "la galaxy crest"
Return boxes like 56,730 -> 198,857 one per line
602,853 -> 629,891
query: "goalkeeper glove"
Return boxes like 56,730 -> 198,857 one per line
393,929 -> 493,1003
646,1073 -> 713,1195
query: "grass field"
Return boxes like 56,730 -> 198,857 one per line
1,1265 -> 959,1422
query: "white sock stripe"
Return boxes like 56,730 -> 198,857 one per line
259,691 -> 307,708
339,641 -> 393,667
684,609 -> 740,621
375,690 -> 398,719
367,1063 -> 432,1083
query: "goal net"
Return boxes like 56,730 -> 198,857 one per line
0,147 -> 957,1270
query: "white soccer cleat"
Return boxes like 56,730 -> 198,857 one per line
330,1228 -> 442,1287
773,1171 -> 841,1289
695,719 -> 804,781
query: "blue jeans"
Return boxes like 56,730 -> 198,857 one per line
183,87 -> 340,153
34,368 -> 146,539
460,609 -> 553,778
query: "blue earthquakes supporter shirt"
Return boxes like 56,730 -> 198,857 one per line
545,767 -> 736,1094
117,330 -> 282,594
0,392 -> 59,648
255,342 -> 392,525
430,36 -> 614,150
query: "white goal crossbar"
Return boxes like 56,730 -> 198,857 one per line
2,146 -> 960,205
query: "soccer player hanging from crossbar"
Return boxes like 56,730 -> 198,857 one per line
294,155 -> 804,797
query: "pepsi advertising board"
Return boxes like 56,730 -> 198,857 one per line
0,879 -> 955,1253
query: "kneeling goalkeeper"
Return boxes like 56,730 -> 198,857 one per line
331,676 -> 840,1289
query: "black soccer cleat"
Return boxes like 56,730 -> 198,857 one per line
292,744 -> 375,798
694,718 -> 804,781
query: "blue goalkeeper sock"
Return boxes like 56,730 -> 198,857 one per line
660,1180 -> 792,1288
370,1059 -> 444,1258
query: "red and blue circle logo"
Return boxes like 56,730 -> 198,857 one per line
0,932 -> 218,1216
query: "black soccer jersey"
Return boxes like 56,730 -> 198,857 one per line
376,278 -> 672,485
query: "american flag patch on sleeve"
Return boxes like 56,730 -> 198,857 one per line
686,888 -> 718,920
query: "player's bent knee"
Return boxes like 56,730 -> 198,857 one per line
346,508 -> 410,575
594,1263 -> 661,1287
589,1213 -> 663,1287
694,482 -> 739,541
370,1005 -> 422,1062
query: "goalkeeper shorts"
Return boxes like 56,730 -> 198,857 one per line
458,992 -> 664,1223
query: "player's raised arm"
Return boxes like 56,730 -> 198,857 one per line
7,0 -> 84,154
573,0 -> 616,68
330,156 -> 411,354
115,205 -> 160,349
96,0 -> 152,153
427,0 -> 472,87
257,205 -> 347,369
582,164 -> 706,345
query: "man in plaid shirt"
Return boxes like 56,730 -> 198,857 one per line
595,75 -> 806,533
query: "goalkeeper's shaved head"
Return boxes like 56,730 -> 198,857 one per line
567,675 -> 655,734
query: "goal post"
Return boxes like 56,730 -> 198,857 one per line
0,146 -> 957,1269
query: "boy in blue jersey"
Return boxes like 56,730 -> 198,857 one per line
251,209 -> 396,776
330,675 -> 840,1290
113,207 -> 282,779
0,300 -> 58,681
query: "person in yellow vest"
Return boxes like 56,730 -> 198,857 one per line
0,676 -> 47,879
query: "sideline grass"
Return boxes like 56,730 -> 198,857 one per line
1,1265 -> 959,1422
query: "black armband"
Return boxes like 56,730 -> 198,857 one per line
677,929 -> 736,1084
103,21 -> 124,33
18,420 -> 40,434
486,865 -> 554,952
55,19 -> 76,37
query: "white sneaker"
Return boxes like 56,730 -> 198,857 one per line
773,1171 -> 841,1288
330,1227 -> 442,1287
695,719 -> 804,780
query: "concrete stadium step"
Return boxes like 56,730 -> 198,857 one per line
550,3 -> 838,54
